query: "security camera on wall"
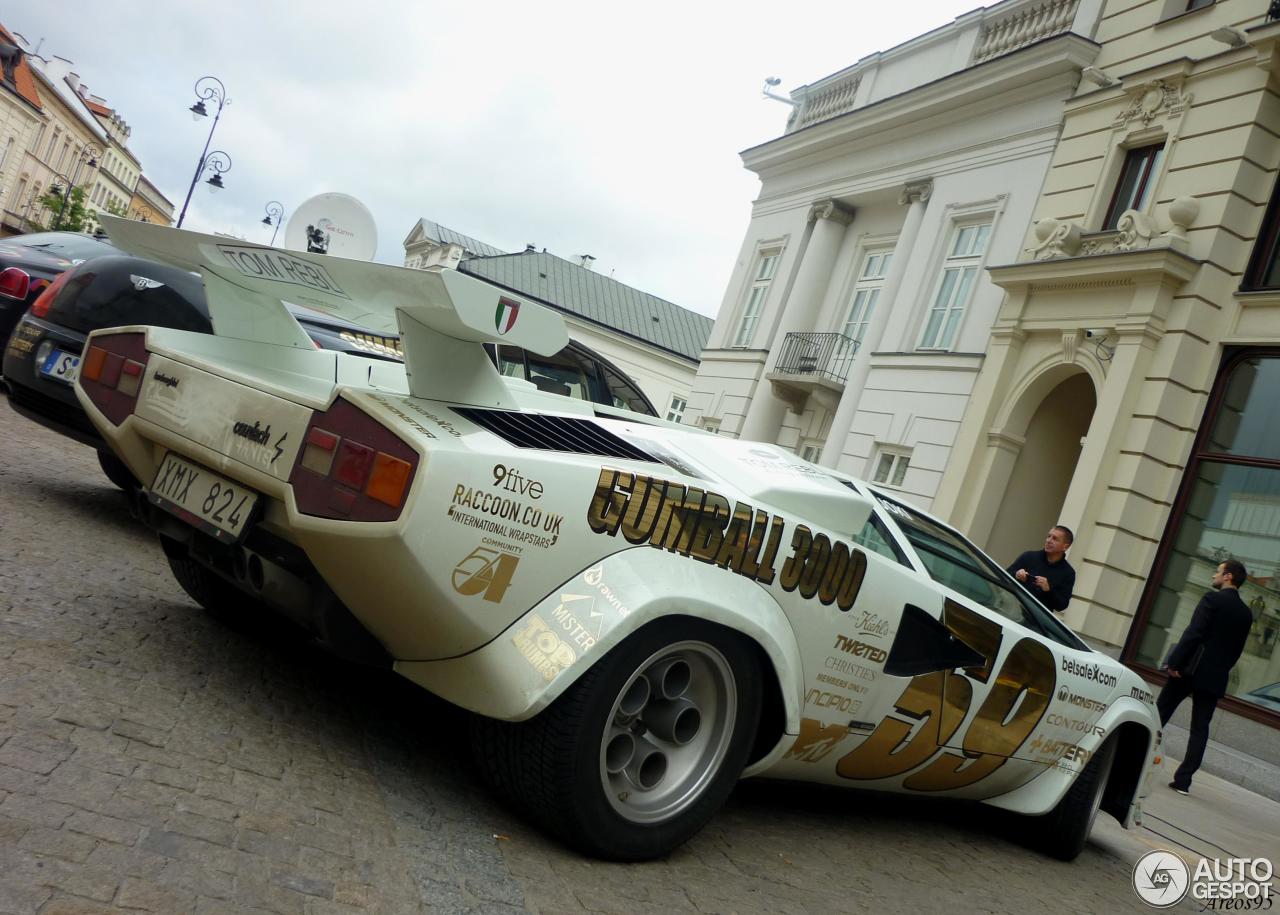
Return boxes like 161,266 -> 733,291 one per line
1084,328 -> 1108,339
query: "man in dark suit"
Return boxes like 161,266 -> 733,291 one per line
1158,558 -> 1254,795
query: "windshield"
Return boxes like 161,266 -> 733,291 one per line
13,232 -> 117,261
875,494 -> 1088,650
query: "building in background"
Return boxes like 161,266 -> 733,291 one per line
0,25 -> 43,236
403,219 -> 712,416
686,0 -> 1105,502
0,26 -> 173,236
128,175 -> 174,226
932,0 -> 1280,778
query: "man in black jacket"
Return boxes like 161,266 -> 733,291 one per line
1158,558 -> 1254,795
1007,525 -> 1075,613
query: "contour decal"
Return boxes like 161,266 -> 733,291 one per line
587,468 -> 868,611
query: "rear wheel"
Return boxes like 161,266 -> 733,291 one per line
161,539 -> 259,628
473,618 -> 761,860
1032,737 -> 1117,861
97,450 -> 138,491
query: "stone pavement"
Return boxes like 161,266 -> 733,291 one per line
0,397 -> 1274,914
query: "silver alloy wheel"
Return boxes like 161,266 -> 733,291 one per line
599,639 -> 737,823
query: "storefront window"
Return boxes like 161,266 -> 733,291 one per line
1132,355 -> 1280,715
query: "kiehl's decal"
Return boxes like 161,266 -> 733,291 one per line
586,468 -> 867,611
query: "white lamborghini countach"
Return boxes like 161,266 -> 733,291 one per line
77,218 -> 1161,862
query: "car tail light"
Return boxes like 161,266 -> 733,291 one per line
0,266 -> 31,301
289,397 -> 419,521
80,332 -> 150,426
29,270 -> 72,318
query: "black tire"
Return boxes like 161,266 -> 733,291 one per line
1032,737 -> 1118,861
472,617 -> 762,861
163,543 -> 258,628
97,449 -> 138,491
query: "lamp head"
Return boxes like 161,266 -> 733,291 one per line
206,173 -> 225,192
190,99 -> 208,120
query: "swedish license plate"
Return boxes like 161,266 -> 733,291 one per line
39,348 -> 80,384
149,452 -> 259,543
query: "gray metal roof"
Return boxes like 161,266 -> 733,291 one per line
460,251 -> 712,363
409,219 -> 506,258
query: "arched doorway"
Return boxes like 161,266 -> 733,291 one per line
985,373 -> 1097,567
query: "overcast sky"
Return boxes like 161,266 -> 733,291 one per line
7,1 -> 984,318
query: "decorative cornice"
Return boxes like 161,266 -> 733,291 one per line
990,245 -> 1200,292
809,198 -> 856,225
899,180 -> 933,206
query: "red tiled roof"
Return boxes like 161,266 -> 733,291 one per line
0,24 -> 42,110
85,99 -> 112,117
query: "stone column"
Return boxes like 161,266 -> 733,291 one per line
737,198 -> 854,443
819,180 -> 932,468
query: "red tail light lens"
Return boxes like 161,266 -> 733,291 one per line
80,333 -> 150,426
290,398 -> 419,521
0,266 -> 31,301
29,270 -> 72,318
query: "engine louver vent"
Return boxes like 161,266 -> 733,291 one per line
454,407 -> 659,462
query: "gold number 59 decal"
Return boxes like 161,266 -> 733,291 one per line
837,600 -> 1055,791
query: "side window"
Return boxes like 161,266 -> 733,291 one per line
666,395 -> 687,423
495,345 -> 527,379
854,513 -> 909,566
841,248 -> 892,349
598,364 -> 654,415
527,349 -> 592,400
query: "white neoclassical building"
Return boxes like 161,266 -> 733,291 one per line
688,0 -> 1105,511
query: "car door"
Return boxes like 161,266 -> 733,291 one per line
828,497 -> 1059,798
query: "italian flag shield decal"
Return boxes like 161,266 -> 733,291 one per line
495,296 -> 520,335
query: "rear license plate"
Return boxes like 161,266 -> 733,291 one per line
39,348 -> 81,384
149,452 -> 259,543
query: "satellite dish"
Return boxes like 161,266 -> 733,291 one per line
283,192 -> 377,260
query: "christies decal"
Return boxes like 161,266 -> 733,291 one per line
586,468 -> 867,612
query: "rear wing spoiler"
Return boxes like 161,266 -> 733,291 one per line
98,216 -> 568,407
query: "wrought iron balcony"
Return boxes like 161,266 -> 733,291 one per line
774,332 -> 858,382
767,332 -> 858,414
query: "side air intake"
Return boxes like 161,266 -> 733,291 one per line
454,407 -> 657,462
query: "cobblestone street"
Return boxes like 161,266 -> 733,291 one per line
0,398 -> 1198,914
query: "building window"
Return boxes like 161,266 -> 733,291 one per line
1186,0 -> 1213,9
732,251 -> 780,347
798,440 -> 822,463
666,395 -> 688,423
1127,352 -> 1280,719
30,123 -> 45,156
0,137 -> 12,170
9,178 -> 26,213
701,418 -> 721,435
841,248 -> 892,350
46,128 -> 59,159
872,447 -> 912,488
1103,143 -> 1165,230
920,222 -> 990,350
1244,177 -> 1280,289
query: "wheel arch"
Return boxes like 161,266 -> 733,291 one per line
396,546 -> 806,731
1100,719 -> 1157,826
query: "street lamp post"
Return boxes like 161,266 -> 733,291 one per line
262,200 -> 285,246
51,143 -> 102,231
176,76 -> 229,229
